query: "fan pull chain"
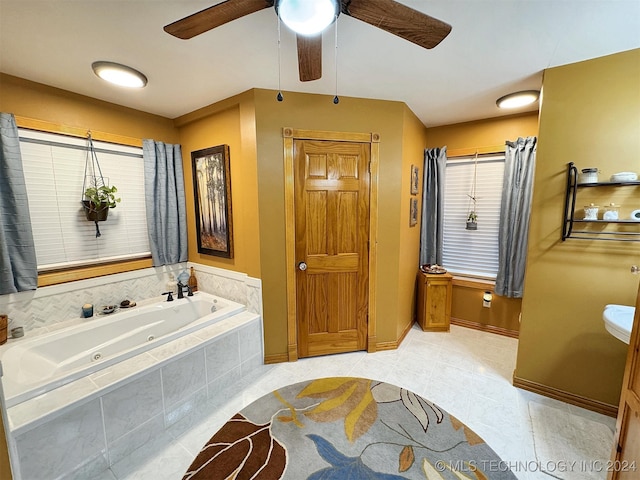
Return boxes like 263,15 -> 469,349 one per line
276,15 -> 283,102
333,14 -> 339,104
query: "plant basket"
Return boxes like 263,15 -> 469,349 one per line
466,221 -> 478,230
82,200 -> 110,222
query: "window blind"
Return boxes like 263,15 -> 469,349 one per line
19,129 -> 150,271
442,154 -> 505,278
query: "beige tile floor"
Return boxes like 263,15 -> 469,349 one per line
101,324 -> 617,480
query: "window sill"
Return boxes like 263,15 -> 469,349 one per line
451,275 -> 495,290
38,257 -> 153,287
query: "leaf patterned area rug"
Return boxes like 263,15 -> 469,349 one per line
183,377 -> 517,480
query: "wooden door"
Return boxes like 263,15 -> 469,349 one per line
609,282 -> 640,479
294,139 -> 370,357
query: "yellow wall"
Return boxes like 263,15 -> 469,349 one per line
0,74 -> 178,143
251,89 -> 420,357
426,112 -> 539,154
516,49 -> 640,407
174,92 -> 261,278
425,112 -> 539,332
450,281 -> 523,334
398,106 -> 428,338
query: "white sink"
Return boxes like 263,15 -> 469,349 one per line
603,304 -> 635,344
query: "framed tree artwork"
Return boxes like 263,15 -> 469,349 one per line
191,145 -> 234,258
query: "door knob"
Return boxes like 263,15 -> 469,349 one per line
298,261 -> 308,271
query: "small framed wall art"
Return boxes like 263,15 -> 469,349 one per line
191,144 -> 234,258
410,164 -> 419,195
410,197 -> 419,227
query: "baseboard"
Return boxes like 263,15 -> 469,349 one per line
451,317 -> 519,339
375,341 -> 397,351
512,375 -> 618,417
264,353 -> 289,364
376,320 -> 414,351
268,321 -> 412,359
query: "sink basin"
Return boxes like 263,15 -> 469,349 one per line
603,304 -> 635,344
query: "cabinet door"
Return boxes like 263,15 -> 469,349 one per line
425,277 -> 451,330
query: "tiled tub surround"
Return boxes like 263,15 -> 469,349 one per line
4,310 -> 263,480
0,263 -> 264,480
0,262 -> 263,333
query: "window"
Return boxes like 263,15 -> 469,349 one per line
442,154 -> 505,278
19,129 -> 150,271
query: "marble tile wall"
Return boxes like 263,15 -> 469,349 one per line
11,315 -> 263,480
0,262 -> 263,332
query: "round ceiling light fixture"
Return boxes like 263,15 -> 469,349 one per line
276,0 -> 340,36
92,61 -> 148,88
496,90 -> 540,109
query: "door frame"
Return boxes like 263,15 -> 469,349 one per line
283,127 -> 379,361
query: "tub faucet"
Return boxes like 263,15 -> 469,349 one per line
176,282 -> 193,299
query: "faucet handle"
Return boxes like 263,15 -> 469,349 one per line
187,285 -> 194,296
162,291 -> 174,302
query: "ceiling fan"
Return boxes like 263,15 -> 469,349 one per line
164,0 -> 452,82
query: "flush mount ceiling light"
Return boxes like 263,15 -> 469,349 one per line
276,0 -> 340,36
91,61 -> 147,88
496,90 -> 540,109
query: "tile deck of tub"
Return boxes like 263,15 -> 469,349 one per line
3,310 -> 262,480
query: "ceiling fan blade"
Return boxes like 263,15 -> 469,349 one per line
297,34 -> 323,82
164,0 -> 274,39
341,0 -> 452,49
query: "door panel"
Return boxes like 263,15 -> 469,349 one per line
295,139 -> 370,357
609,283 -> 640,479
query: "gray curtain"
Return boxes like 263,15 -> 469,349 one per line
0,113 -> 37,294
143,140 -> 188,266
419,147 -> 447,265
495,136 -> 537,298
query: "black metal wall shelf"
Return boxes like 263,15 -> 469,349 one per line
576,181 -> 640,188
562,162 -> 640,242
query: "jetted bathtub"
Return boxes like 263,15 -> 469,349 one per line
0,291 -> 245,407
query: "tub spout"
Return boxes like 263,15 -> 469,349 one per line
177,282 -> 193,299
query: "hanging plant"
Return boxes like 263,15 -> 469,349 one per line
82,185 -> 120,221
466,211 -> 478,230
81,132 -> 120,237
465,151 -> 479,231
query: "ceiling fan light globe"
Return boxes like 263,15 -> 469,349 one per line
277,0 -> 338,36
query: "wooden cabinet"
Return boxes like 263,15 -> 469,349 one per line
609,282 -> 640,479
416,271 -> 452,332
